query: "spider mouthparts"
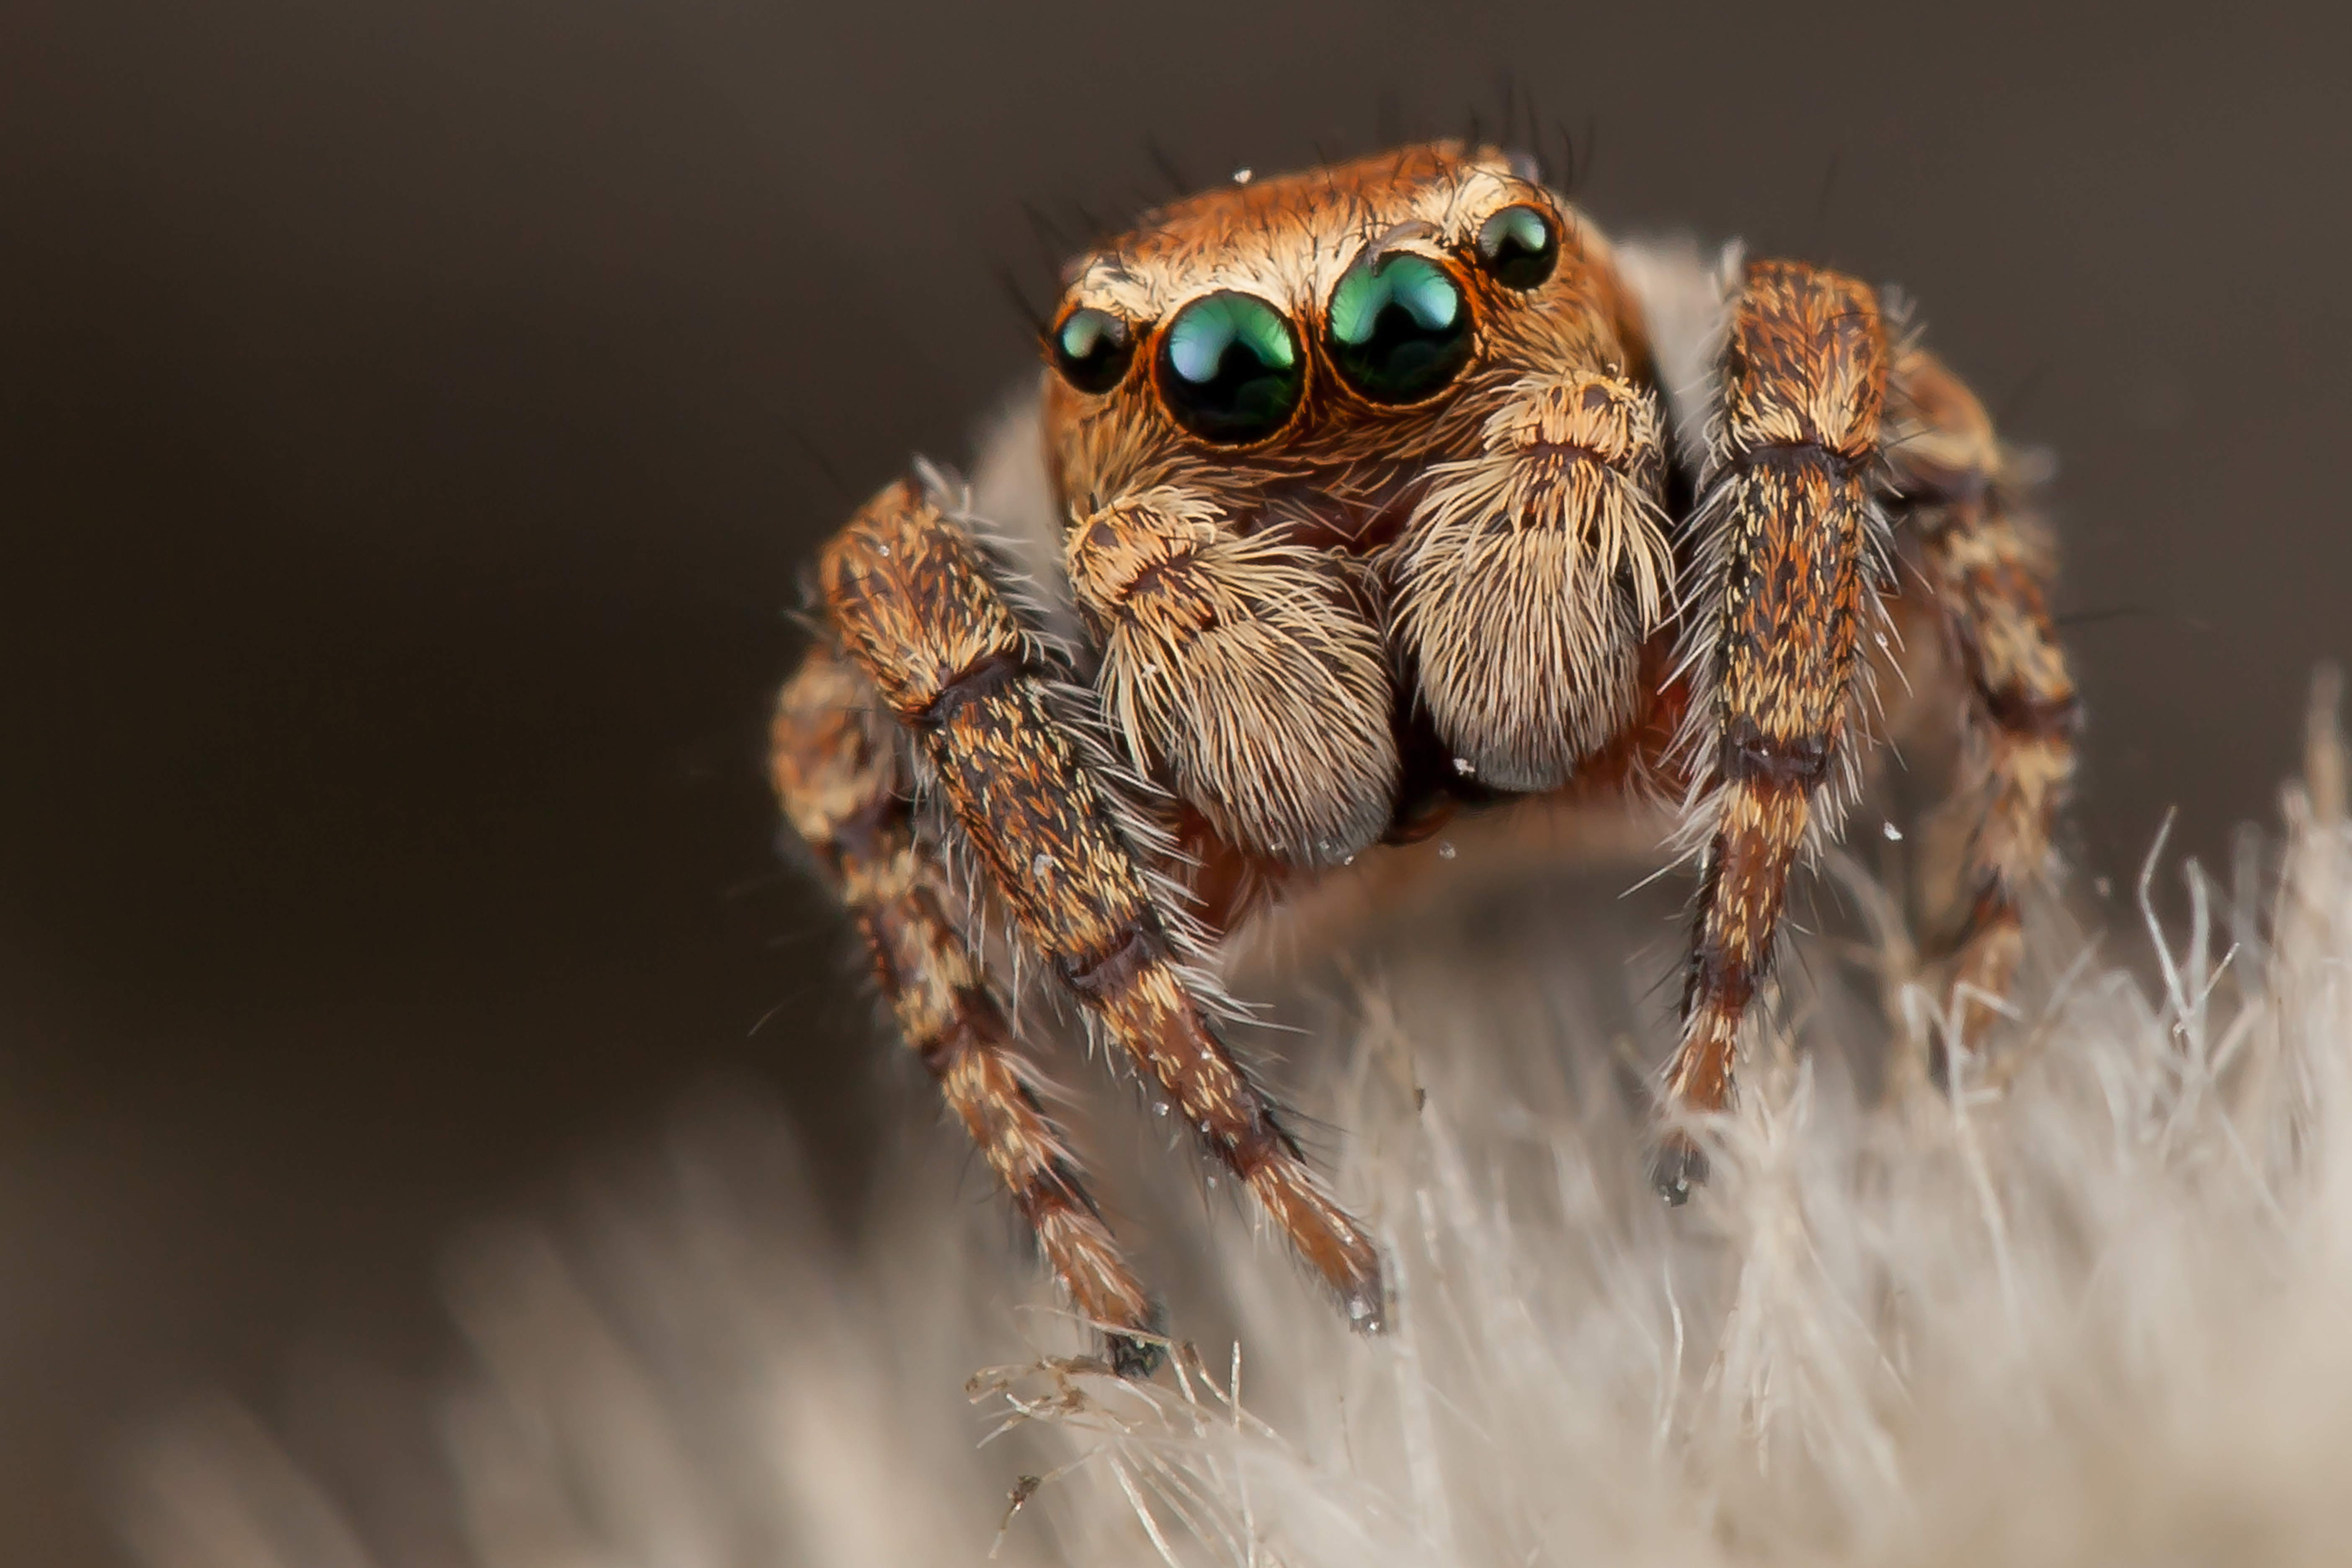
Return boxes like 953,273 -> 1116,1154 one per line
1650,1135 -> 1710,1206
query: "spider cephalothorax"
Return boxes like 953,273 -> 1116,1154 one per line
770,142 -> 2077,1373
1045,146 -> 1671,865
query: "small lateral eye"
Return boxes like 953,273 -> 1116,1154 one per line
1155,291 -> 1304,444
1051,307 -> 1135,394
1476,205 -> 1559,289
1326,250 -> 1472,405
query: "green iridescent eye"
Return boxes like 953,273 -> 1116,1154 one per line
1051,307 -> 1135,394
1155,291 -> 1304,444
1325,251 -> 1472,405
1476,205 -> 1559,289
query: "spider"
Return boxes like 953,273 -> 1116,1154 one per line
769,142 -> 2077,1375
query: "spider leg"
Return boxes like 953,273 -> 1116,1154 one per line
1885,347 -> 2080,1064
771,644 -> 1161,1371
1656,260 -> 1892,1202
819,480 -> 1385,1329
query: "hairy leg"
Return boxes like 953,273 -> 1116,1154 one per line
1885,348 -> 2079,1059
819,480 -> 1385,1327
770,645 -> 1160,1369
1658,260 -> 1892,1201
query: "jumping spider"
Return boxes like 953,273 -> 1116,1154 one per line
770,143 -> 2077,1372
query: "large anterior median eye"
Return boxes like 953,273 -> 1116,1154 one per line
1325,251 -> 1472,405
1052,307 -> 1134,394
1476,204 -> 1559,289
1155,291 -> 1304,444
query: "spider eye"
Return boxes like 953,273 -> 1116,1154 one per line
1476,205 -> 1558,289
1051,307 -> 1135,394
1326,251 -> 1472,405
1155,291 -> 1304,444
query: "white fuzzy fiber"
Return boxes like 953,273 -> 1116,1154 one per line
120,681 -> 2352,1568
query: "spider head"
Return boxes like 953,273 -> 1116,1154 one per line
1039,142 -> 1650,550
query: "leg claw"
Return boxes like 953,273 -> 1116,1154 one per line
1650,1132 -> 1709,1205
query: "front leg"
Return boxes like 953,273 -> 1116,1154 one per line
1656,260 -> 1892,1201
821,479 -> 1386,1328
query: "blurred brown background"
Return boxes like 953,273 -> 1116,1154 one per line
0,1 -> 2345,1561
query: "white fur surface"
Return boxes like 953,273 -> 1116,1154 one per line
1609,235 -> 1739,477
117,681 -> 2350,1568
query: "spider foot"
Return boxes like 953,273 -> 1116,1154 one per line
1650,1131 -> 1709,1206
1106,1333 -> 1165,1379
1104,1300 -> 1170,1380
